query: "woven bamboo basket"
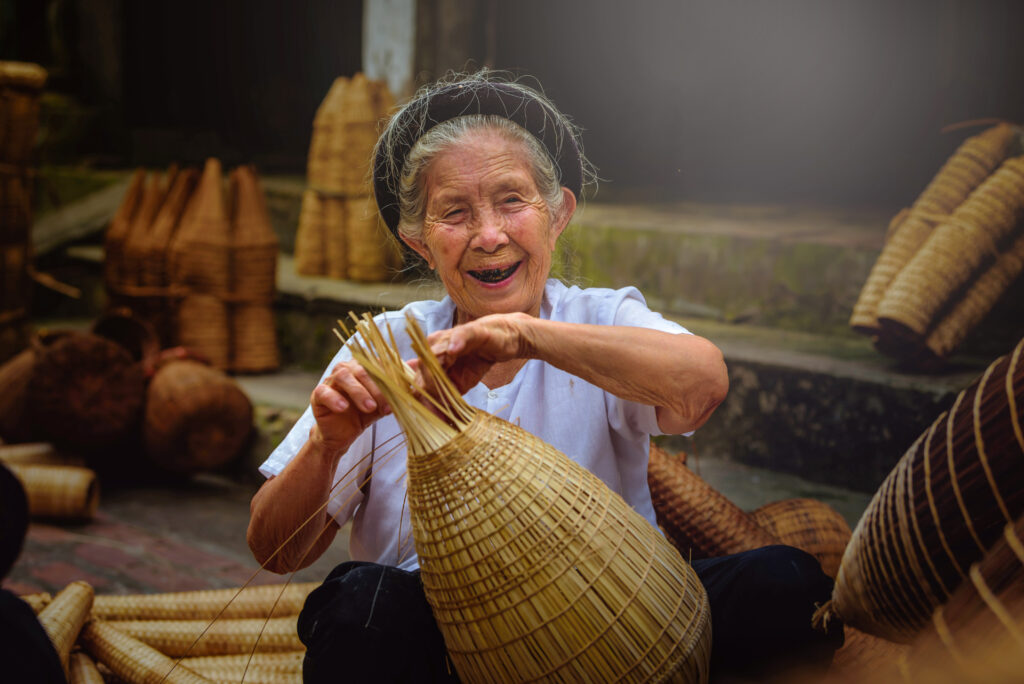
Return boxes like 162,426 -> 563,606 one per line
345,193 -> 401,282
178,652 -> 304,683
79,618 -> 212,684
324,196 -> 347,279
294,189 -> 327,276
92,582 -> 317,621
321,73 -> 380,196
647,442 -> 778,559
112,616 -> 302,657
850,124 -> 1018,335
230,304 -> 279,373
20,591 -> 52,613
0,344 -> 35,442
751,498 -> 852,578
877,156 -> 1024,341
143,167 -> 198,289
0,61 -> 47,165
104,168 -> 147,293
121,168 -> 173,289
8,464 -> 99,519
823,335 -> 1024,643
37,580 -> 94,676
177,293 -> 230,369
892,516 -> 1024,684
170,158 -> 232,296
347,313 -> 712,683
69,650 -> 106,684
924,228 -> 1024,360
307,76 -> 348,191
25,331 -> 146,451
143,359 -> 253,474
0,441 -> 84,467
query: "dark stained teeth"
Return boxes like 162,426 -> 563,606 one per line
470,263 -> 519,283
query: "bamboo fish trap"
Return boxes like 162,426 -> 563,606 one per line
345,313 -> 712,683
37,580 -> 94,677
821,335 -> 1024,643
79,618 -> 212,684
750,498 -> 852,579
92,582 -> 318,621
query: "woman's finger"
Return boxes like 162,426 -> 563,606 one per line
326,363 -> 384,413
311,382 -> 349,414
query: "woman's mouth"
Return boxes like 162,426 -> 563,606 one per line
467,261 -> 521,284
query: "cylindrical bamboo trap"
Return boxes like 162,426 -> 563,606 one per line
647,442 -> 779,559
177,294 -> 231,370
92,582 -> 318,621
294,189 -> 327,276
37,581 -> 94,677
346,313 -> 712,683
20,591 -> 52,614
823,335 -> 1024,643
751,498 -> 852,579
850,123 -> 1018,335
893,516 -> 1024,684
344,193 -> 401,283
8,464 -> 99,519
79,618 -> 213,684
0,442 -> 67,467
178,652 -> 304,683
877,156 -> 1024,341
69,650 -> 106,684
143,359 -> 253,475
112,616 -> 302,658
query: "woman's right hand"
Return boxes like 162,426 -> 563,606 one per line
309,360 -> 391,456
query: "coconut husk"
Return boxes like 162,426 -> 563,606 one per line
647,442 -> 779,559
294,189 -> 327,276
347,313 -> 712,683
92,582 -> 317,621
823,336 -> 1024,643
850,124 -> 1019,335
751,498 -> 852,578
79,618 -> 212,684
8,464 -> 99,520
113,616 -> 302,658
345,193 -> 401,282
143,359 -> 253,474
37,581 -> 94,677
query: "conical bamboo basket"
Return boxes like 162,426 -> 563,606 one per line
37,580 -> 94,676
122,167 -> 173,288
346,313 -> 712,683
850,124 -> 1018,334
8,463 -> 99,520
647,442 -> 778,559
69,650 -> 106,684
92,582 -> 317,621
751,498 -> 852,579
823,335 -> 1024,643
104,168 -> 147,293
307,76 -> 348,192
177,294 -> 231,369
171,158 -> 232,296
294,189 -> 327,276
79,618 -> 212,684
113,616 -> 302,657
143,168 -> 198,289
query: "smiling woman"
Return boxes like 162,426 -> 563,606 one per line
246,70 -> 840,682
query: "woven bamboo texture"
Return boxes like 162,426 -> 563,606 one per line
0,441 -> 71,467
178,652 -> 304,683
877,155 -> 1024,340
171,158 -> 232,295
9,464 -> 99,520
37,581 -> 94,676
177,294 -> 230,369
345,193 -> 401,282
348,314 -> 712,684
121,169 -> 173,289
751,498 -> 852,578
892,516 -> 1024,683
647,442 -> 779,559
20,591 -> 52,613
79,618 -> 212,684
826,626 -> 909,681
828,335 -> 1024,642
92,582 -> 317,621
104,168 -> 147,293
294,189 -> 327,276
69,650 -> 106,684
142,168 -> 198,289
112,616 -> 302,657
850,124 -> 1017,334
143,359 -> 253,475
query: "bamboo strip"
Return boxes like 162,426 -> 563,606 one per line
93,582 -> 318,621
37,581 -> 94,677
79,619 -> 212,684
113,616 -> 302,657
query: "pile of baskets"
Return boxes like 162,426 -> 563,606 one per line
0,61 -> 47,360
850,123 -> 1024,365
104,159 -> 279,373
294,72 -> 402,282
22,580 -> 313,683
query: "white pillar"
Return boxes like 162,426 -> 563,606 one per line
363,0 -> 416,100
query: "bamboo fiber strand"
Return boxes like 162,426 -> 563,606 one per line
37,581 -> 94,677
112,616 -> 302,657
79,619 -> 212,684
92,582 -> 318,621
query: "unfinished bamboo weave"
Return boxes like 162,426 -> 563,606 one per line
69,650 -> 106,684
751,498 -> 852,579
347,313 -> 712,683
79,618 -> 212,684
9,464 -> 99,520
37,581 -> 94,677
891,516 -> 1024,683
647,442 -> 778,559
112,616 -> 302,657
826,336 -> 1024,643
92,582 -> 318,621
850,124 -> 1018,334
877,156 -> 1024,340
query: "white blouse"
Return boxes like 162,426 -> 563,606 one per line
260,279 -> 690,570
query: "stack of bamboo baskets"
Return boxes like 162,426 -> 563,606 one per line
850,123 -> 1024,364
23,580 -> 314,683
294,73 -> 401,282
0,61 -> 47,360
104,159 -> 279,373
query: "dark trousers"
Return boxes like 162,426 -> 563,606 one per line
298,545 -> 843,683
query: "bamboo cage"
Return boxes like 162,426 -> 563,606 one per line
92,582 -> 318,621
750,498 -> 852,579
8,463 -> 99,520
346,313 -> 712,683
647,442 -> 778,559
79,618 -> 212,684
37,581 -> 94,677
850,124 -> 1018,335
111,616 -> 302,658
823,335 -> 1024,643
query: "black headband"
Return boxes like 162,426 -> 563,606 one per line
373,81 -> 584,236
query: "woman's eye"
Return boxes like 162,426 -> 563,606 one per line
504,196 -> 523,205
443,208 -> 464,219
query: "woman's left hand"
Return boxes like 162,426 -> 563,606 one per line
425,313 -> 534,393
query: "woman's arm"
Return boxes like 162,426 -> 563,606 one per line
428,312 -> 728,434
247,360 -> 390,573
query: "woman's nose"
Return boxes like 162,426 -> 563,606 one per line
469,211 -> 509,252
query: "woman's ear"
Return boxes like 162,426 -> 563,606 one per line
400,233 -> 435,270
548,187 -> 577,249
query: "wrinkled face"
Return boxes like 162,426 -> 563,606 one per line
402,129 -> 574,324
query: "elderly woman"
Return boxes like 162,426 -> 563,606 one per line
248,73 -> 841,682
